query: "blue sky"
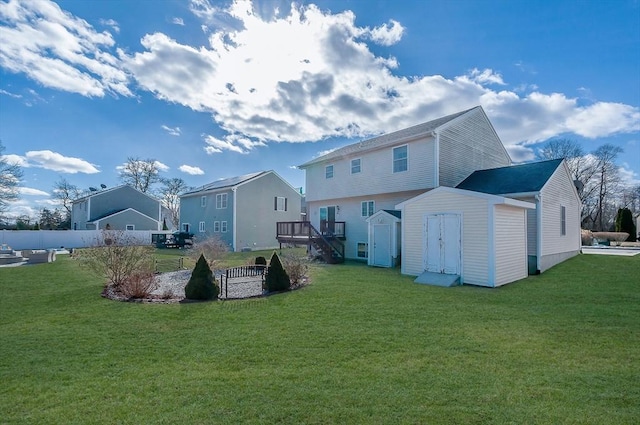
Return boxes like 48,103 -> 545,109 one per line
1,0 -> 639,219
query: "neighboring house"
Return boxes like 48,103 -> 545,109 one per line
295,106 -> 511,263
180,170 -> 302,251
71,185 -> 165,231
456,158 -> 582,274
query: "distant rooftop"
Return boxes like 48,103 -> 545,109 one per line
182,171 -> 267,196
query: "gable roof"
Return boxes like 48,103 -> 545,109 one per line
72,184 -> 160,204
182,171 -> 268,196
455,159 -> 563,195
298,106 -> 481,168
395,186 -> 535,210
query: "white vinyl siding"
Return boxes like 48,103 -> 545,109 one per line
494,205 -> 528,286
199,221 -> 205,233
351,158 -> 361,174
216,193 -> 228,209
393,145 -> 408,173
361,200 -> 374,217
438,107 -> 511,187
304,135 -> 436,202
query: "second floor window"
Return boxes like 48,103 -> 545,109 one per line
216,193 -> 228,209
275,197 -> 287,211
351,158 -> 361,174
325,165 -> 334,179
393,145 -> 408,173
361,200 -> 375,217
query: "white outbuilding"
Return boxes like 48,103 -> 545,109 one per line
396,186 -> 534,288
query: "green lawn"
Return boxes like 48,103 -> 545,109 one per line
1,251 -> 638,424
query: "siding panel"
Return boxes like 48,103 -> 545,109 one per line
494,205 -> 527,286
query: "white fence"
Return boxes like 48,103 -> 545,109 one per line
0,230 -> 173,250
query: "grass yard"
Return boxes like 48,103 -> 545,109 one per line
1,250 -> 638,424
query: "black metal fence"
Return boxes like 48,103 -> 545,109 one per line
220,265 -> 266,299
154,257 -> 185,273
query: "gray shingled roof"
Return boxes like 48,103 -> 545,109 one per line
299,106 -> 480,168
456,159 -> 563,195
182,171 -> 267,196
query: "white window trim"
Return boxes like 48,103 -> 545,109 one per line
213,221 -> 220,232
560,205 -> 566,236
199,221 -> 206,233
216,193 -> 228,209
126,224 -> 135,231
182,223 -> 190,233
325,164 -> 334,179
221,221 -> 228,233
276,196 -> 286,211
201,196 -> 206,207
357,242 -> 368,259
351,158 -> 361,174
393,144 -> 408,173
361,200 -> 375,217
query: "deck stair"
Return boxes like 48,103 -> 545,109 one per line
276,221 -> 345,264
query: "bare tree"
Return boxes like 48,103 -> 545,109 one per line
0,141 -> 23,217
159,177 -> 189,229
588,144 -> 623,231
52,178 -> 81,216
119,157 -> 161,193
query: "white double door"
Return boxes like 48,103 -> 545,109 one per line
424,214 -> 461,274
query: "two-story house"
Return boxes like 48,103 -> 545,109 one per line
71,185 -> 165,231
296,106 -> 511,263
180,170 -> 302,251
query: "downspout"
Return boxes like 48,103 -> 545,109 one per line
433,131 -> 440,187
536,194 -> 542,274
232,187 -> 237,252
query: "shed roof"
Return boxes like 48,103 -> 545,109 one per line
299,106 -> 481,168
456,159 -> 563,195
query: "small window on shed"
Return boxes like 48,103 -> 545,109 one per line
560,206 -> 566,236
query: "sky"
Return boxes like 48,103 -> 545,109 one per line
1,0 -> 639,220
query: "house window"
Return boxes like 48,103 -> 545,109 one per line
199,221 -> 206,233
213,221 -> 220,232
357,242 -> 368,259
126,224 -> 135,231
201,196 -> 206,207
561,206 -> 566,236
221,221 -> 228,233
275,197 -> 287,211
216,193 -> 228,209
325,165 -> 334,179
182,223 -> 190,233
351,158 -> 361,174
361,200 -> 375,217
393,145 -> 408,173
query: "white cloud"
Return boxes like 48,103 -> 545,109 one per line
464,68 -> 506,85
172,17 -> 184,26
179,164 -> 204,175
99,18 -> 120,33
24,150 -> 100,174
161,125 -> 181,136
19,187 -> 50,196
155,161 -> 169,172
0,0 -> 131,97
619,163 -> 640,186
0,88 -> 21,98
1,153 -> 29,167
366,19 -> 404,46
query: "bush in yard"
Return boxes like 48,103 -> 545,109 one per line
615,208 -> 636,242
76,229 -> 154,290
255,256 -> 267,266
265,251 -> 290,293
185,254 -> 218,300
188,235 -> 228,269
280,252 -> 309,287
120,271 -> 157,299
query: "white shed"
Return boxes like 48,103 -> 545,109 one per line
396,187 -> 534,287
366,210 -> 401,267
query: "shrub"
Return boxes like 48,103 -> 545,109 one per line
120,271 -> 157,299
265,252 -> 290,293
255,256 -> 267,266
615,208 -> 636,242
280,252 -> 309,287
76,230 -> 154,289
188,235 -> 228,269
185,254 -> 218,300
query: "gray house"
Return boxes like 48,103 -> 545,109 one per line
180,171 -> 302,251
71,185 -> 165,231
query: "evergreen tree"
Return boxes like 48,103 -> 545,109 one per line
265,252 -> 290,292
185,254 -> 218,300
615,208 -> 636,242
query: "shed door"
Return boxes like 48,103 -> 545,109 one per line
372,224 -> 391,267
424,214 -> 461,274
